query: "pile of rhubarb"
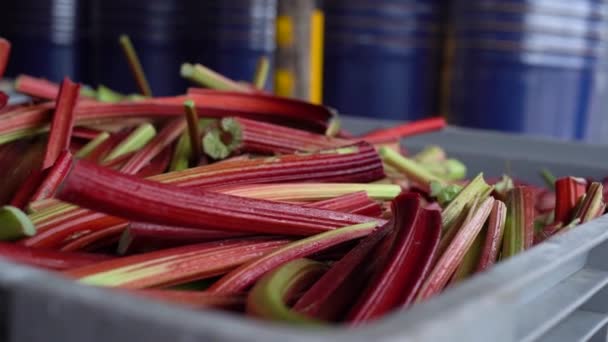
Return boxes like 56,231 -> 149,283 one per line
0,36 -> 606,325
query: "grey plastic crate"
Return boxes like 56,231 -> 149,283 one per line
2,117 -> 608,341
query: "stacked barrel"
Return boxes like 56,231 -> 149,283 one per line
0,0 -> 93,82
322,0 -> 445,120
447,0 -> 608,140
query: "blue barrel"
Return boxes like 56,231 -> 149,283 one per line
192,0 -> 276,87
0,0 -> 93,83
94,0 -> 276,96
448,0 -> 608,140
93,1 -> 194,95
323,0 -> 445,120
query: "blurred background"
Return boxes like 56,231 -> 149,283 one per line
1,0 -> 607,143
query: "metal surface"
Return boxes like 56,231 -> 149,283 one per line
2,117 -> 608,341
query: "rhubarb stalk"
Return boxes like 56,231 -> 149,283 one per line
0,206 -> 36,240
208,222 -> 378,293
183,100 -> 202,165
252,56 -> 270,89
31,151 -> 73,201
120,119 -> 185,174
181,63 -> 252,92
0,38 -> 10,78
66,237 -> 290,288
361,117 -> 447,144
476,200 -> 507,272
347,194 -> 442,322
501,187 -> 536,259
42,78 -> 80,169
247,258 -> 326,325
119,35 -> 152,96
417,196 -> 494,300
0,242 -> 112,270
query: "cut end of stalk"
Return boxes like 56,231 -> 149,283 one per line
253,56 -> 270,89
325,115 -> 341,138
0,206 -> 36,240
180,63 -> 195,78
104,123 -> 156,162
203,130 -> 231,160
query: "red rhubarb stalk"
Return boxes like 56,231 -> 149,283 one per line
0,92 -> 7,110
24,144 -> 384,247
10,170 -> 45,209
14,75 -> 61,100
574,182 -> 605,224
293,221 -> 392,321
211,117 -> 351,155
307,191 -> 383,216
208,222 -> 378,293
60,223 -> 128,252
65,237 -> 290,289
42,77 -> 80,169
134,146 -> 173,178
554,177 -> 587,224
132,290 -> 245,310
417,196 -> 494,300
346,194 -> 442,322
0,92 -> 335,144
30,151 -> 73,201
120,119 -> 185,174
0,38 -> 10,78
476,200 -> 507,272
23,210 -> 125,249
55,159 -> 381,236
361,117 -> 447,144
0,242 -> 112,270
117,223 -> 253,254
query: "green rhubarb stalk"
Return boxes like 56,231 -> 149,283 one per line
170,131 -> 192,171
378,147 -> 445,188
494,175 -> 515,201
442,174 -> 492,233
540,169 -> 557,190
180,63 -> 250,92
203,129 -> 231,160
119,35 -> 152,97
325,113 -> 341,138
75,132 -> 110,158
252,56 -> 270,89
222,183 -> 401,201
430,181 -> 463,207
501,187 -> 536,259
103,123 -> 156,162
247,258 -> 326,325
96,85 -> 126,103
414,145 -> 446,164
421,159 -> 467,181
183,100 -> 202,165
80,86 -> 97,98
203,118 -> 242,160
0,206 -> 36,240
